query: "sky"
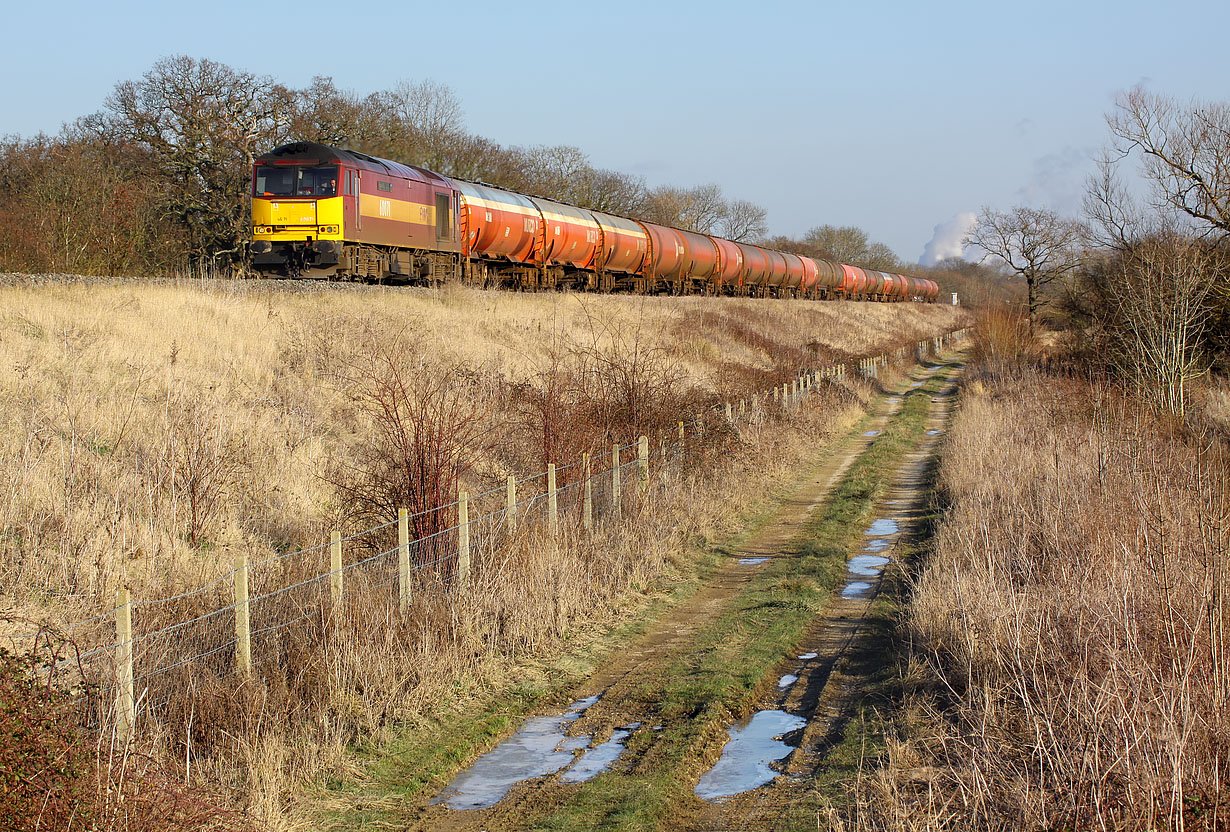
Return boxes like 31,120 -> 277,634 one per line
3,0 -> 1228,265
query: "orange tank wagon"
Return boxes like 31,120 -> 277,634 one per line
249,142 -> 940,302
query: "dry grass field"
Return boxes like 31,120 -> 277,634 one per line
839,351 -> 1229,831
0,279 -> 959,618
0,277 -> 961,827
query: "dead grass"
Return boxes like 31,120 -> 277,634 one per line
0,278 -> 961,827
841,360 -> 1230,831
0,280 -> 960,616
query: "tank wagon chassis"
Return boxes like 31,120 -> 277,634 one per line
248,143 -> 940,302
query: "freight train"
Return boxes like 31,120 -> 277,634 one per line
248,142 -> 940,302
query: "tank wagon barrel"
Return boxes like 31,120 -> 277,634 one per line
249,142 -> 941,302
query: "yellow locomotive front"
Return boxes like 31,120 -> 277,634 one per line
249,158 -> 346,277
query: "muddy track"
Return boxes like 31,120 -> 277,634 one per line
408,358 -> 963,832
692,359 -> 964,831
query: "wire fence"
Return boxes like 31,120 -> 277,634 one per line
3,329 -> 969,740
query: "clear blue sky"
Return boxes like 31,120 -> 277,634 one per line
3,0 -> 1226,264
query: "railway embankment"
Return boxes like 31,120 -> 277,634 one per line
0,278 -> 964,827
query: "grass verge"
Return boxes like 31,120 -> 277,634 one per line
310,429 -> 842,829
528,364 -> 954,831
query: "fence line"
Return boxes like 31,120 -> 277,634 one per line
5,329 -> 970,738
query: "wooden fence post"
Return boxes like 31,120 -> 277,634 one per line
457,491 -> 471,586
548,463 -> 558,530
678,420 -> 685,442
582,453 -> 593,530
638,435 -> 649,489
330,530 -> 342,608
116,588 -> 134,743
234,553 -> 251,676
506,475 -> 516,531
611,443 -> 622,522
398,508 -> 410,612
725,402 -> 732,422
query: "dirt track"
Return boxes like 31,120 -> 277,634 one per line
401,357 -> 963,832
691,359 -> 962,831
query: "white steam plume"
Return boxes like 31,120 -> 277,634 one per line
918,212 -> 977,266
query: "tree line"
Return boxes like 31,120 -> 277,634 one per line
964,87 -> 1230,415
0,55 -> 917,278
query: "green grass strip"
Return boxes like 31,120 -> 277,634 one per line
530,367 -> 951,831
314,364 -> 952,830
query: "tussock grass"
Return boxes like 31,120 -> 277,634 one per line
841,361 -> 1230,831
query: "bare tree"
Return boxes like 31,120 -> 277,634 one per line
1106,87 -> 1230,238
284,76 -> 368,148
644,184 -> 727,234
1085,88 -> 1230,367
863,241 -> 902,272
571,167 -> 648,216
103,55 -> 281,264
800,224 -> 900,270
964,206 -> 1085,335
803,225 -> 871,263
517,144 -> 590,201
720,199 -> 768,242
1104,235 -> 1222,415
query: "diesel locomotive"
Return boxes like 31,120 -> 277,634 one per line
248,142 -> 939,302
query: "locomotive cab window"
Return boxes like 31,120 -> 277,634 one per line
254,165 -> 338,197
436,193 -> 451,240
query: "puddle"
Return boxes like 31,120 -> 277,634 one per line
777,674 -> 798,688
926,429 -> 941,435
911,381 -> 924,387
739,557 -> 769,566
848,554 -> 889,576
864,538 -> 892,552
433,696 -> 599,809
695,710 -> 807,801
841,581 -> 873,598
559,725 -> 637,784
798,652 -> 817,660
862,430 -> 880,437
865,518 -> 899,536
